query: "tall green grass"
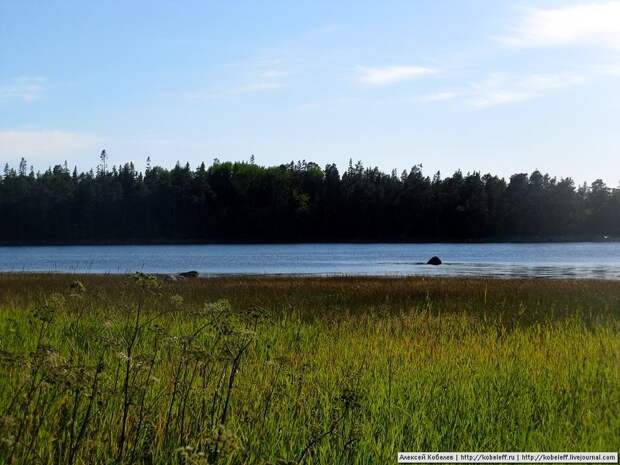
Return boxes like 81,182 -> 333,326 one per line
0,274 -> 618,464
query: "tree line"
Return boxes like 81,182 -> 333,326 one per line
1,153 -> 619,243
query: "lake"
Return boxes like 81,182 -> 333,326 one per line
1,242 -> 620,279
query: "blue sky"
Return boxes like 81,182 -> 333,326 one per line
1,0 -> 619,184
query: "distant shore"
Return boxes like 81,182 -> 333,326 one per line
0,235 -> 618,246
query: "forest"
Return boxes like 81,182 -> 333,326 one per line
1,152 -> 619,243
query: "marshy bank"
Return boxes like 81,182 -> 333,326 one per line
0,274 -> 619,464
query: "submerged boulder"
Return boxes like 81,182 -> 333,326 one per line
427,256 -> 442,265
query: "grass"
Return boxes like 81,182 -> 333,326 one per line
0,274 -> 618,464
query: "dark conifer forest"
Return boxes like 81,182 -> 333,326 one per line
1,154 -> 619,243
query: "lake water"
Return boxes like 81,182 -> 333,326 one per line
1,243 -> 620,279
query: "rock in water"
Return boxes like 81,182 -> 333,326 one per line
178,271 -> 199,278
427,256 -> 442,265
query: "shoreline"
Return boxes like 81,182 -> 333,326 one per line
0,236 -> 618,247
1,271 -> 619,283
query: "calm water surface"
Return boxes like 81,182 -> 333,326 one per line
1,243 -> 619,279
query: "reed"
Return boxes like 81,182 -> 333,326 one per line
0,274 -> 618,464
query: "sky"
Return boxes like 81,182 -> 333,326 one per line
1,0 -> 619,185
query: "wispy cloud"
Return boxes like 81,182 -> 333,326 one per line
229,67 -> 290,94
599,63 -> 620,75
0,130 -> 100,161
257,68 -> 288,80
228,80 -> 283,95
357,65 -> 437,86
470,73 -> 586,107
186,66 -> 287,101
419,72 -> 587,108
502,2 -> 620,49
0,77 -> 46,102
186,82 -> 283,101
417,91 -> 461,103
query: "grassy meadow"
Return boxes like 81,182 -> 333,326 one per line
0,274 -> 618,464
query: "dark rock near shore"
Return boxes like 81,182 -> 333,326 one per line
427,256 -> 442,265
178,271 -> 199,278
